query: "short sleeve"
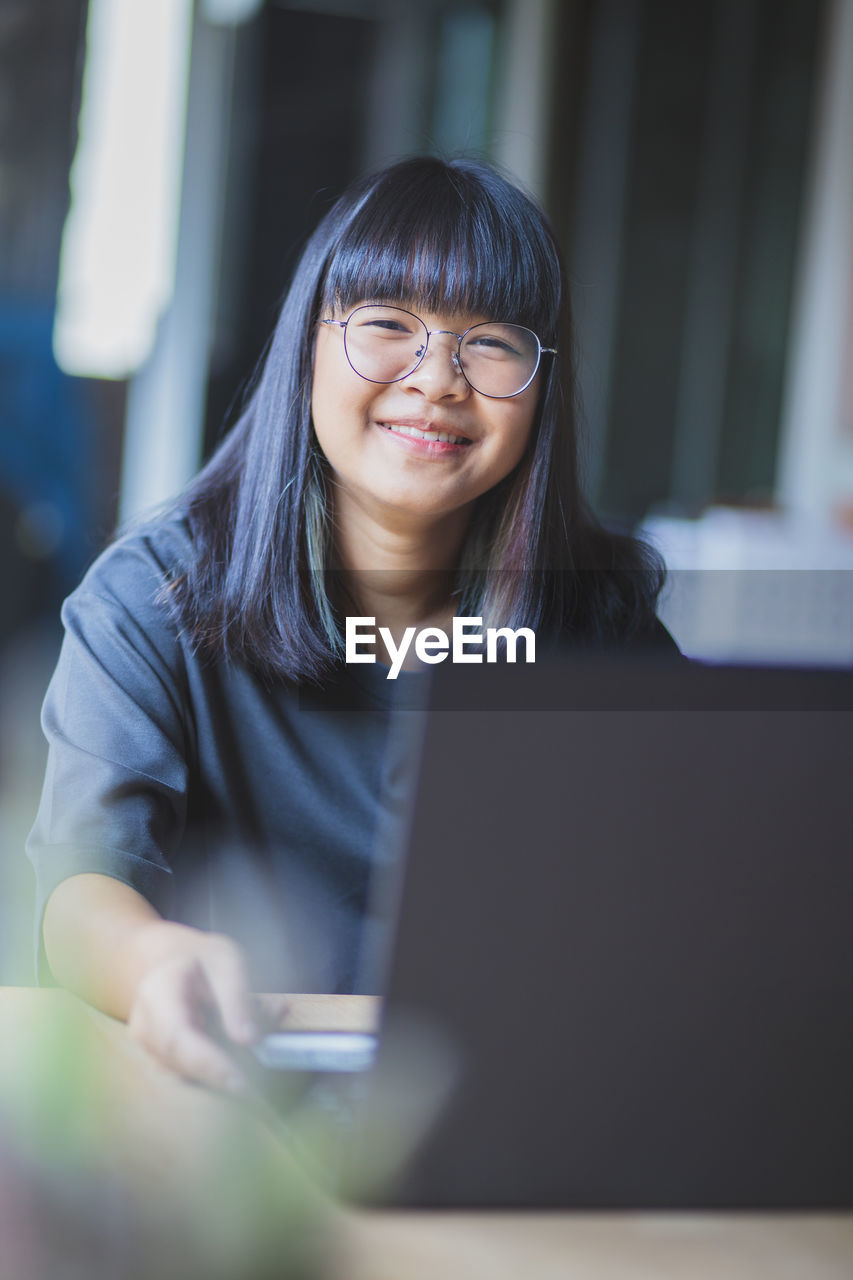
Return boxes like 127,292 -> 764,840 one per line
26,525 -> 192,980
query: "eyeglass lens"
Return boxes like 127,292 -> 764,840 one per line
343,305 -> 542,398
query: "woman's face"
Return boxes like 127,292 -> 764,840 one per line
311,302 -> 540,528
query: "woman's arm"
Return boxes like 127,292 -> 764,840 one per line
30,529 -> 263,1088
43,873 -> 260,1091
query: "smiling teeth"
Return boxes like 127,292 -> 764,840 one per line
383,424 -> 469,444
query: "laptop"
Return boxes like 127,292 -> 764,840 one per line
262,657 -> 853,1209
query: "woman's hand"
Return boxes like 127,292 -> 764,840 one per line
126,931 -> 260,1093
44,874 -> 289,1092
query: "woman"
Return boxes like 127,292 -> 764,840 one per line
27,156 -> 673,1092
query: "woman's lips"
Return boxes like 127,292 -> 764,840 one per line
378,421 -> 473,447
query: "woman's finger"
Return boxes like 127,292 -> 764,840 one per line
202,936 -> 259,1046
128,951 -> 248,1091
159,1021 -> 248,1094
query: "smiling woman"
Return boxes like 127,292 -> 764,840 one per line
27,156 -> 677,1091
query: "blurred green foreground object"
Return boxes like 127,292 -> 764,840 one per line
0,989 -> 330,1280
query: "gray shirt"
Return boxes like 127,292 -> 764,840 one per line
27,515 -> 422,992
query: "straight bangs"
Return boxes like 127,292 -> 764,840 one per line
319,160 -> 562,342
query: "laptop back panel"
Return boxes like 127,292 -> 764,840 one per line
361,660 -> 853,1208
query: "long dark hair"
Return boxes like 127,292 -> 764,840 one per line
167,155 -> 664,682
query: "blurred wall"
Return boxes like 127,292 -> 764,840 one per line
0,0 -> 94,982
554,0 -> 825,521
0,0 -> 95,641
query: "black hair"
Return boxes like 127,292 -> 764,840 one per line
166,155 -> 665,682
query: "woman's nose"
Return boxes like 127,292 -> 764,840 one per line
401,337 -> 468,399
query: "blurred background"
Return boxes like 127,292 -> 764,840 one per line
2,0 -> 852,981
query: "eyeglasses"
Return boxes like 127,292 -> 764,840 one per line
321,304 -> 557,399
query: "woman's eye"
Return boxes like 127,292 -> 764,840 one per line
467,335 -> 519,357
356,319 -> 416,337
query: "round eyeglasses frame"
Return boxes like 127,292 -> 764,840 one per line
320,304 -> 558,399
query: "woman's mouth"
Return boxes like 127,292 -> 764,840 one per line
378,422 -> 472,446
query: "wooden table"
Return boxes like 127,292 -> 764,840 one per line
1,988 -> 851,1279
